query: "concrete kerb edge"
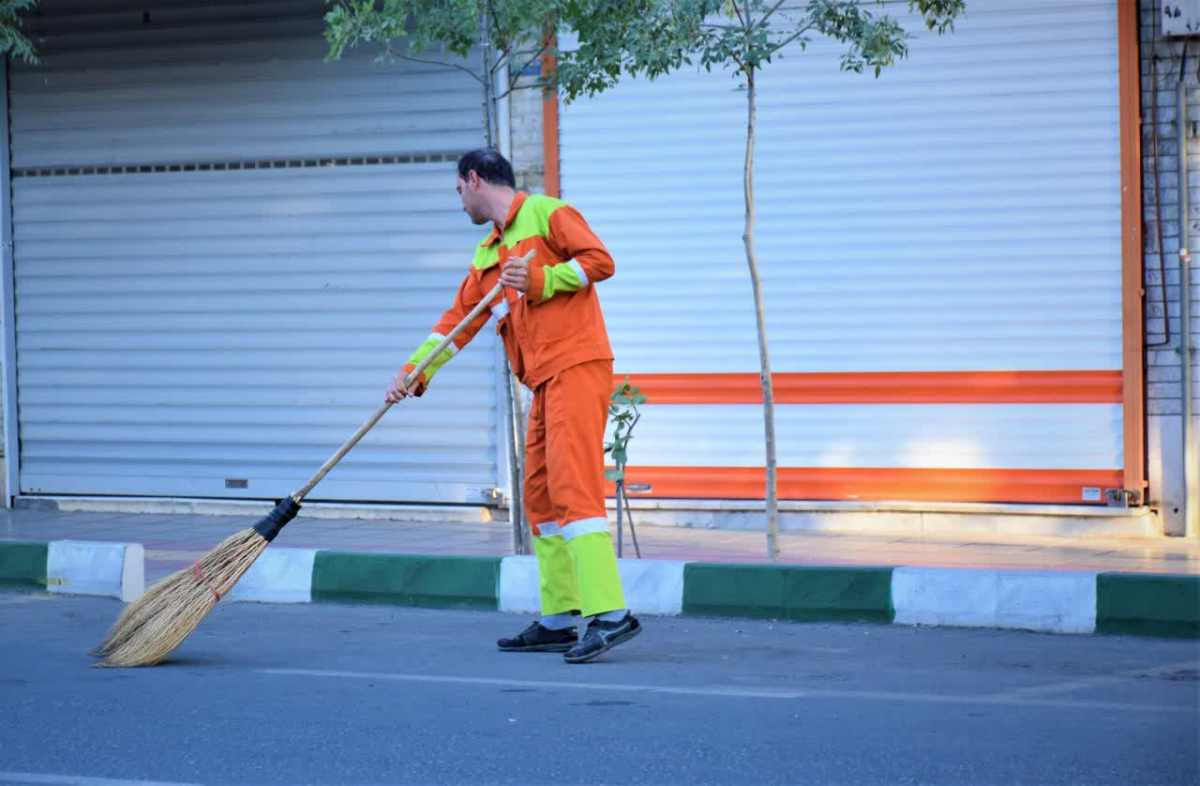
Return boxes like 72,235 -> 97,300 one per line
0,539 -> 143,600
309,550 -> 503,610
1094,571 -> 1200,638
212,553 -> 1200,640
4,541 -> 1196,639
892,566 -> 1098,635
221,551 -> 1200,640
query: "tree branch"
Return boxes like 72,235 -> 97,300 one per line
765,22 -> 815,57
488,41 -> 517,77
728,50 -> 748,75
383,43 -> 484,84
487,0 -> 502,40
502,41 -> 551,94
496,80 -> 550,100
757,0 -> 789,28
730,0 -> 748,29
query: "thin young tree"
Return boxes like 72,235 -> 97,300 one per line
326,1 -> 965,562
325,0 -> 563,553
554,1 -> 965,560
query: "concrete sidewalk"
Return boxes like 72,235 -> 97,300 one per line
2,503 -> 1197,637
0,504 -> 1195,581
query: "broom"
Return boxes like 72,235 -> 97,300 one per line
91,250 -> 532,667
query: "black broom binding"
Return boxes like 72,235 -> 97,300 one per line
253,497 -> 302,543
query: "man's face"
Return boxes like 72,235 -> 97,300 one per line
456,173 -> 487,225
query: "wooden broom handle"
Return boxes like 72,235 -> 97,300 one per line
290,249 -> 535,503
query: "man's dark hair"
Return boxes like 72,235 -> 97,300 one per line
457,148 -> 516,188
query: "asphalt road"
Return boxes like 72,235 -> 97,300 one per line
1,590 -> 1197,786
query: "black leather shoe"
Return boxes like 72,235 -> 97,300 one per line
497,620 -> 578,652
563,613 -> 642,663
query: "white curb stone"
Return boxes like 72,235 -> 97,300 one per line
993,570 -> 1097,634
617,559 -> 686,616
892,567 -> 1097,634
498,555 -> 540,613
47,541 -> 144,602
226,548 -> 318,604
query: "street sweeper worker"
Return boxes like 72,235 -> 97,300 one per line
385,149 -> 641,664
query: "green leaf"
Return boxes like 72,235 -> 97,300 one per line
0,0 -> 39,64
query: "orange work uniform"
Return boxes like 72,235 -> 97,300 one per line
403,192 -> 626,617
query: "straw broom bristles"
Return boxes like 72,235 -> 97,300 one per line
88,272 -> 515,668
90,495 -> 300,668
91,528 -> 269,667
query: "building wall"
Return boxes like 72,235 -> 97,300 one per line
510,2 -> 1188,531
508,72 -> 546,194
1141,0 -> 1198,534
553,0 -> 1129,510
1,1 -> 501,505
0,4 -> 1182,524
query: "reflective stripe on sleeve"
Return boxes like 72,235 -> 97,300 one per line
567,260 -> 589,287
430,332 -> 458,356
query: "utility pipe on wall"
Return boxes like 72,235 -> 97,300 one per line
1179,76 -> 1198,538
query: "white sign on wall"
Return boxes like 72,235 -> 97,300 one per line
1164,1 -> 1200,37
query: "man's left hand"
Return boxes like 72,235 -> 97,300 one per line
498,254 -> 530,293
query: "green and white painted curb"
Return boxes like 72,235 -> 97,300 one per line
7,541 -> 1194,638
227,549 -> 503,610
0,540 -> 143,601
682,564 -> 896,624
213,548 -> 1200,639
682,564 -> 1199,638
226,547 -> 318,604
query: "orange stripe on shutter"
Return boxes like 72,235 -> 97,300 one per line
608,467 -> 1123,506
615,371 -> 1122,404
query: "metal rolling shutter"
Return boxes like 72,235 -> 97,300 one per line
560,0 -> 1124,504
9,1 -> 502,503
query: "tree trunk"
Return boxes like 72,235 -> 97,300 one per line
507,360 -> 531,554
481,8 -> 495,146
479,2 -> 531,553
742,66 -> 780,562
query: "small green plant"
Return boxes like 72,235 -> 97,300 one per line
605,377 -> 647,483
606,378 -> 647,558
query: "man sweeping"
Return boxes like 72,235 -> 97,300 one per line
386,149 -> 641,663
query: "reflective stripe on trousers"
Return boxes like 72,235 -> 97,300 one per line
523,361 -> 625,617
